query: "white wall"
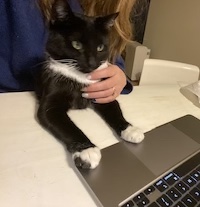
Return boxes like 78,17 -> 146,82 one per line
143,0 -> 200,68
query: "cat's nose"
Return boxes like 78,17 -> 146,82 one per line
88,57 -> 98,70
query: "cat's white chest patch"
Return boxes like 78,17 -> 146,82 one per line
49,59 -> 108,85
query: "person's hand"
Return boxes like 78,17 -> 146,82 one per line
81,64 -> 126,103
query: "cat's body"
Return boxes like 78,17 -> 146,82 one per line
35,0 -> 144,169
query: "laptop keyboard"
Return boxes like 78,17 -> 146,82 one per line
120,152 -> 200,207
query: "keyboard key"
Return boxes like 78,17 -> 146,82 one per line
121,200 -> 134,207
137,197 -> 150,207
164,172 -> 179,185
190,187 -> 200,201
173,201 -> 186,207
156,195 -> 173,207
197,182 -> 200,190
190,170 -> 200,181
144,186 -> 155,195
166,187 -> 181,201
133,193 -> 145,203
148,202 -> 160,207
175,181 -> 189,194
133,193 -> 150,207
154,179 -> 169,192
183,176 -> 197,187
182,194 -> 197,207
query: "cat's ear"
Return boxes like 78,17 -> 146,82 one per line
51,0 -> 74,22
96,12 -> 119,29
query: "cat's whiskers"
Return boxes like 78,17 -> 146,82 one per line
100,60 -> 107,64
32,60 -> 51,68
49,58 -> 98,85
56,59 -> 80,71
57,60 -> 79,70
56,59 -> 78,64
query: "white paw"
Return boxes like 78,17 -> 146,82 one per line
72,147 -> 101,169
121,125 -> 144,143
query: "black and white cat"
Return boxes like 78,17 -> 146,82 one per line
35,0 -> 144,169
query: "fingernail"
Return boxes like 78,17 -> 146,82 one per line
87,75 -> 91,80
91,99 -> 96,103
81,93 -> 89,98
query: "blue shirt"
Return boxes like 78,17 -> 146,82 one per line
0,0 -> 132,93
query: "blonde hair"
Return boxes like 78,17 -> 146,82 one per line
39,0 -> 136,61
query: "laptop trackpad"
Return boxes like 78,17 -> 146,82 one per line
79,142 -> 156,207
124,124 -> 200,176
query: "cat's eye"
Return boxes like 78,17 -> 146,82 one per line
72,41 -> 83,50
97,44 -> 104,52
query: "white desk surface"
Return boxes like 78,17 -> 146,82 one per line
1,85 -> 200,207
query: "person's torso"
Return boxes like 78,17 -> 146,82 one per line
0,0 -> 82,92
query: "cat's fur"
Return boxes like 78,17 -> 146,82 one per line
35,0 -> 144,169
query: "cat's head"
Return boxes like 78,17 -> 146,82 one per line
46,0 -> 118,73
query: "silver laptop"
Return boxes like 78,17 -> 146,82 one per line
76,115 -> 200,207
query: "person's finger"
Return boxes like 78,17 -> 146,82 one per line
82,77 -> 115,92
93,87 -> 118,104
88,65 -> 116,80
82,86 -> 116,99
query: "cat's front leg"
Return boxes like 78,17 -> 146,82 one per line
37,102 -> 101,169
93,101 -> 144,143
